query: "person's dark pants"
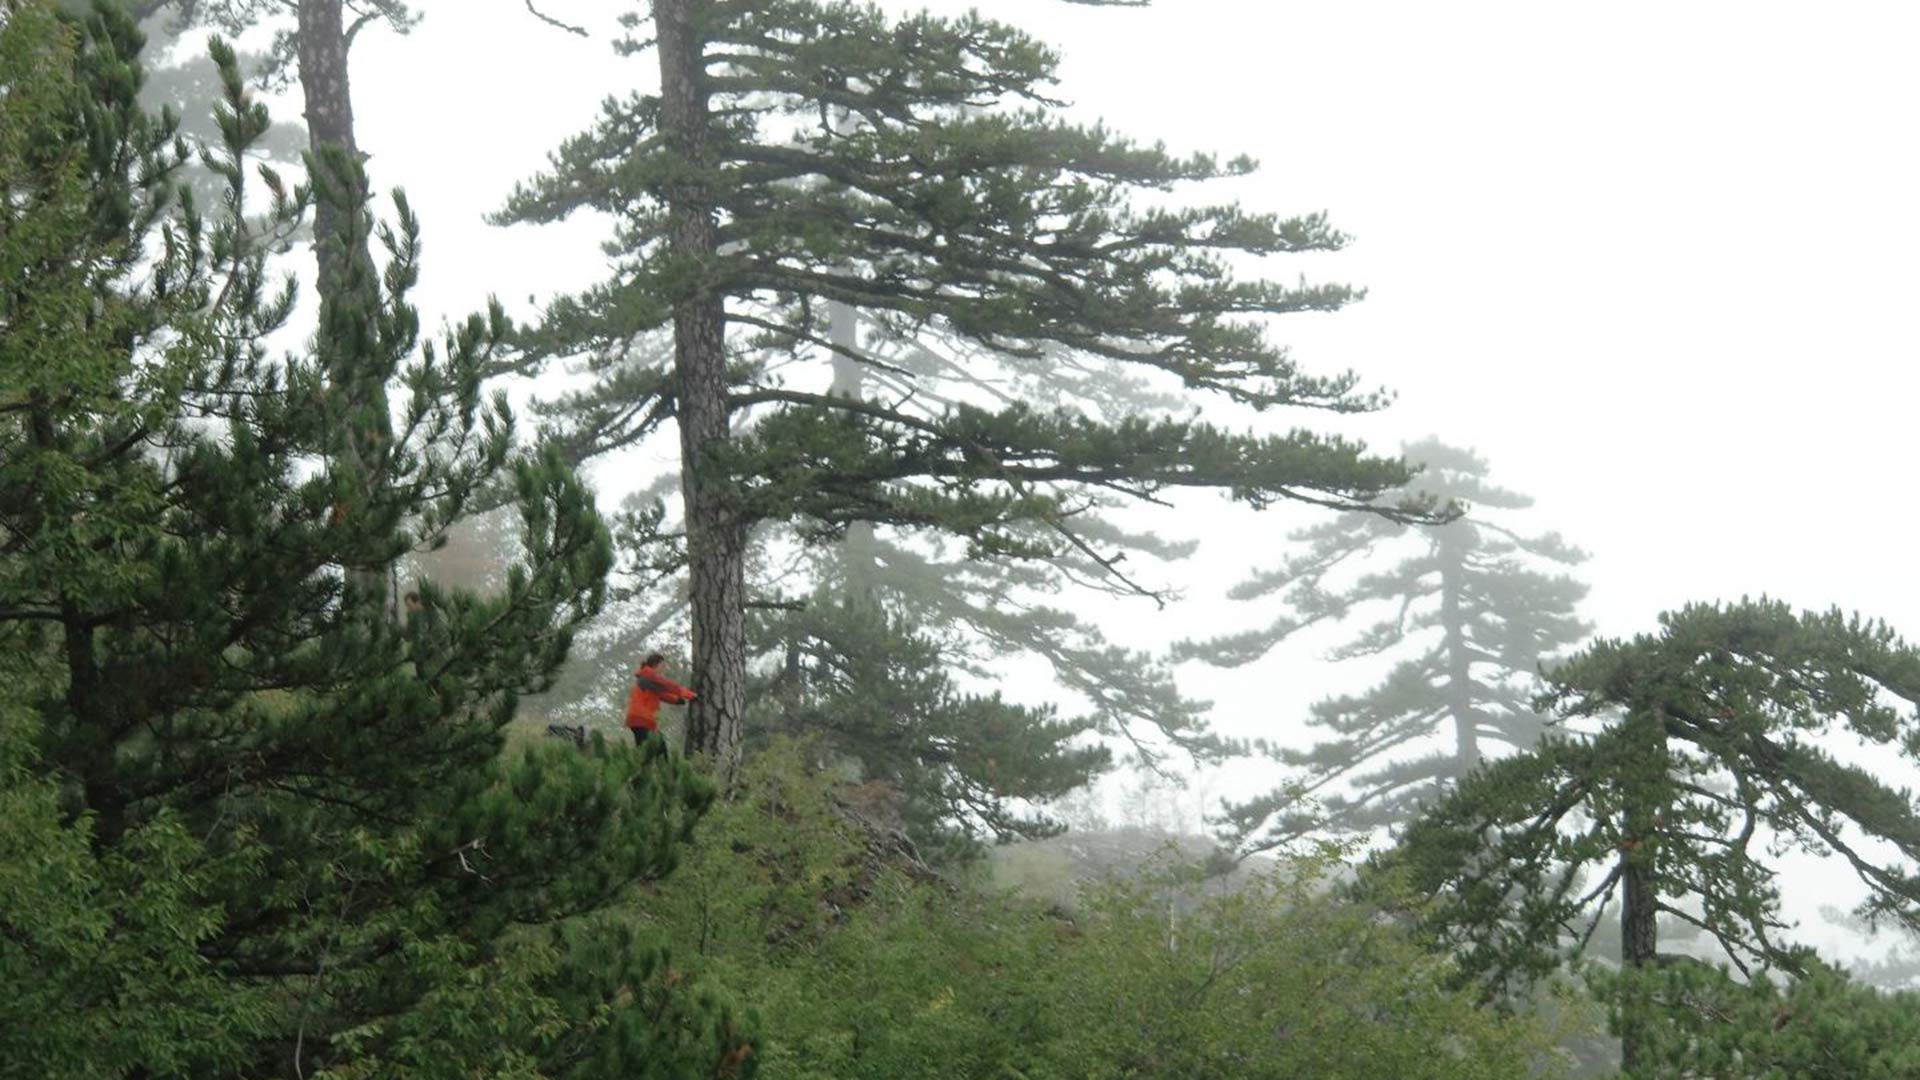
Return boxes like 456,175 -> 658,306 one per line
631,726 -> 655,747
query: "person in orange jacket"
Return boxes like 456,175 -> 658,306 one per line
626,651 -> 696,746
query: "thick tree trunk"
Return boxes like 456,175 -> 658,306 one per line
1618,851 -> 1658,1070
655,0 -> 745,777
1617,854 -> 1658,1072
296,0 -> 361,306
1617,704 -> 1668,1073
1437,526 -> 1480,775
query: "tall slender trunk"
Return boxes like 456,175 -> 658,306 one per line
1437,525 -> 1479,775
828,301 -> 880,602
1617,704 -> 1668,1072
296,0 -> 389,602
296,0 -> 360,305
655,0 -> 745,777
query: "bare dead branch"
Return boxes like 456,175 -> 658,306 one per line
523,0 -> 589,37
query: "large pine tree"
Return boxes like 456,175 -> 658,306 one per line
1184,438 -> 1589,848
0,8 -> 752,1074
1378,599 -> 1920,1070
497,0 -> 1432,775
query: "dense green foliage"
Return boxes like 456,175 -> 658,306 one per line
1187,438 -> 1589,846
620,743 -> 1567,1079
0,6 -> 751,1074
1588,961 -> 1920,1079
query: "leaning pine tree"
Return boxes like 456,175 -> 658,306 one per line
1181,438 -> 1589,848
1377,599 -> 1920,1072
497,0 -> 1432,777
0,8 -> 751,1075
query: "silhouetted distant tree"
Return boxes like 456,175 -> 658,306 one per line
1184,439 -> 1587,847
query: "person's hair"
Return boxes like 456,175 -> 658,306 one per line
643,651 -> 667,668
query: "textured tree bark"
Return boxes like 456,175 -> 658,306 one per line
296,0 -> 360,306
655,0 -> 746,778
1618,853 -> 1658,1071
1617,704 -> 1667,1072
296,0 -> 390,603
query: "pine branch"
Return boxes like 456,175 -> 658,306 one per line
523,0 -> 589,36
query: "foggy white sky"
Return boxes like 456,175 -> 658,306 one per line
346,0 -> 1920,643
236,0 -> 1920,958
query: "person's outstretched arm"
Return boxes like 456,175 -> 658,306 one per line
637,670 -> 697,703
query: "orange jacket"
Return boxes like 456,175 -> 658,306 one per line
625,665 -> 695,730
